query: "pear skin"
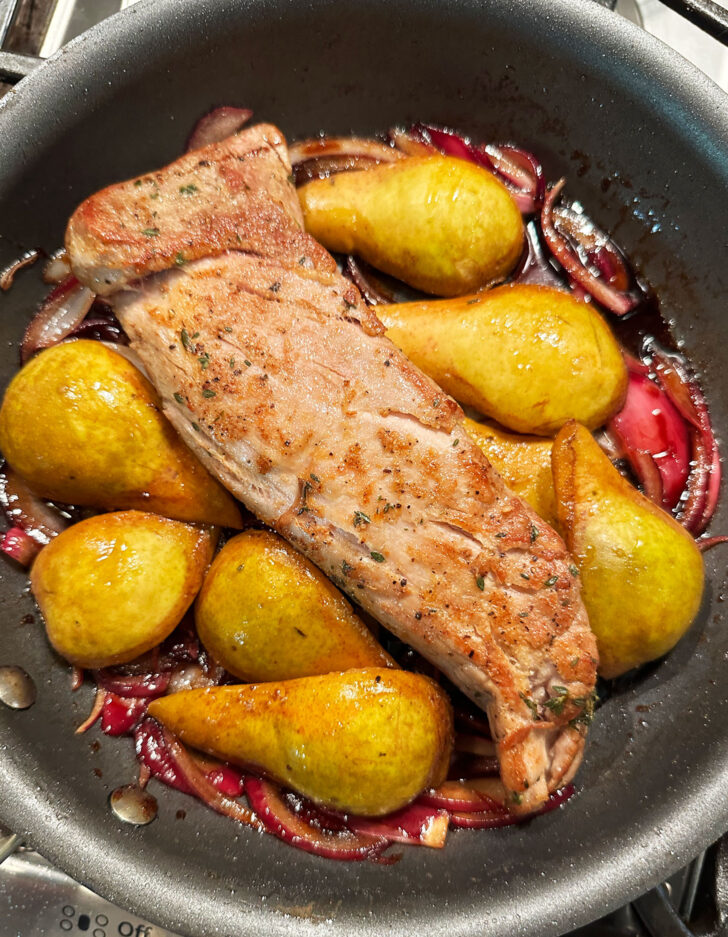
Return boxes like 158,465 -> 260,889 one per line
298,155 -> 523,296
31,511 -> 217,668
0,340 -> 242,527
552,421 -> 704,678
379,283 -> 627,435
463,417 -> 557,525
195,529 -> 394,680
148,670 -> 453,816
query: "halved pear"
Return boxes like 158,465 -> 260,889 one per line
552,421 -> 704,678
195,529 -> 394,681
148,669 -> 453,816
31,510 -> 216,668
0,340 -> 241,527
299,155 -> 524,296
463,417 -> 557,525
379,283 -> 627,435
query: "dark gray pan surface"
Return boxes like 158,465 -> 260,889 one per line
1,1 -> 727,935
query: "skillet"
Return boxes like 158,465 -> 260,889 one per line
1,0 -> 728,934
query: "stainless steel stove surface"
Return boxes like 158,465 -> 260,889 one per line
1,1 -> 728,936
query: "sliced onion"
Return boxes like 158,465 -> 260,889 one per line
483,144 -> 545,213
195,761 -> 246,798
697,536 -> 728,552
70,667 -> 85,692
289,137 -> 402,167
95,669 -> 171,698
512,220 -> 565,289
70,311 -> 128,345
344,256 -> 396,305
388,127 -> 436,156
0,526 -> 41,566
650,348 -> 722,534
410,123 -> 493,169
20,275 -> 95,363
134,718 -> 195,794
0,249 -> 39,291
43,248 -> 71,284
448,809 -> 520,829
75,688 -> 106,734
101,693 -> 147,736
410,125 -> 543,213
245,777 -> 387,860
449,783 -> 575,829
135,720 -> 259,827
541,180 -> 639,315
293,155 -> 384,186
607,368 -> 689,510
347,803 -> 449,848
186,106 -> 253,152
0,465 -> 68,544
419,780 -> 506,814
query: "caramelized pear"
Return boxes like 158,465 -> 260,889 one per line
0,340 -> 241,527
298,156 -> 523,296
552,421 -> 704,678
195,529 -> 393,680
379,283 -> 627,435
463,417 -> 557,525
148,669 -> 453,816
31,511 -> 216,668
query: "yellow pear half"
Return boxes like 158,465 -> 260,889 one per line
299,155 -> 524,296
463,417 -> 556,525
195,529 -> 394,681
148,670 -> 453,816
552,421 -> 704,678
379,283 -> 627,435
0,340 -> 241,527
31,510 -> 216,668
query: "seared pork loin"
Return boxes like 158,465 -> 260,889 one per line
66,123 -> 598,813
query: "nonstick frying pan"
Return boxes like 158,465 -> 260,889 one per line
1,1 -> 728,935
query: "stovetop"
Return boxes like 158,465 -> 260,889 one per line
2,0 -> 728,935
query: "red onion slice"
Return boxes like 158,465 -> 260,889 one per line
698,535 -> 728,552
245,777 -> 387,860
449,784 -> 575,829
483,144 -> 545,213
0,527 -> 41,566
541,180 -> 639,315
411,123 -> 493,169
289,137 -> 402,166
347,803 -> 449,848
43,248 -> 71,284
388,128 -> 437,156
95,669 -> 171,698
75,688 -> 106,734
20,275 -> 95,363
0,465 -> 68,544
411,125 -> 544,213
186,106 -> 253,152
101,693 -> 147,736
344,256 -> 396,305
293,155 -> 384,186
650,349 -> 722,534
419,780 -> 506,814
0,249 -> 39,291
608,369 -> 690,510
134,718 -> 195,794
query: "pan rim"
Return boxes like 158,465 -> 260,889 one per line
1,1 -> 728,935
